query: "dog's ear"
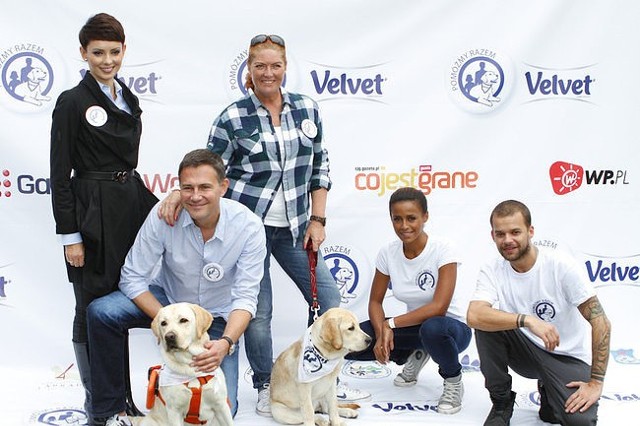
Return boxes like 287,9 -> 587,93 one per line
321,316 -> 343,350
150,312 -> 162,344
191,304 -> 213,338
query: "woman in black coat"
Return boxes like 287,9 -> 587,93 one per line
49,13 -> 157,424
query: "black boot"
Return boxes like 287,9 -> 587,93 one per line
484,390 -> 516,425
122,337 -> 143,417
73,342 -> 94,425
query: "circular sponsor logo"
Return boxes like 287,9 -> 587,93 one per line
322,244 -> 373,321
28,407 -> 87,425
341,360 -> 392,379
0,44 -> 66,113
85,105 -> 107,127
533,300 -> 556,322
202,262 -> 224,282
448,48 -> 513,114
416,270 -> 435,290
301,118 -> 318,138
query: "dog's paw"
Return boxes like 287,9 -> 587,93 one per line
337,407 -> 359,419
127,416 -> 144,426
313,414 -> 330,426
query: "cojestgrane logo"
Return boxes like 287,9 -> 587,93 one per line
354,164 -> 478,197
549,160 -> 630,195
448,48 -> 513,113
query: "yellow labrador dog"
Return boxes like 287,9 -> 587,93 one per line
134,302 -> 233,426
270,307 -> 371,426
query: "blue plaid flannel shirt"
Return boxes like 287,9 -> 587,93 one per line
207,89 -> 331,243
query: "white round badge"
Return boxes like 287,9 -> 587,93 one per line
85,105 -> 107,127
202,262 -> 224,282
301,119 -> 318,138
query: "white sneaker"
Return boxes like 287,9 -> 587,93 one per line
105,414 -> 132,426
336,381 -> 371,403
394,349 -> 430,387
255,383 -> 272,417
437,375 -> 464,415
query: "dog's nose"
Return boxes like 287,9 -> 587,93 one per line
165,332 -> 178,348
365,334 -> 372,345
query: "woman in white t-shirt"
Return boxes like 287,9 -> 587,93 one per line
347,187 -> 471,415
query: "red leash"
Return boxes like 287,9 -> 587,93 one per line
305,240 -> 320,321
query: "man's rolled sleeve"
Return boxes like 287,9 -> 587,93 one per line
230,221 -> 267,317
119,203 -> 164,300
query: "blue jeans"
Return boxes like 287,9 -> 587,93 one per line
244,226 -> 341,389
347,316 -> 472,379
86,285 -> 239,418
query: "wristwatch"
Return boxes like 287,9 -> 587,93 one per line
220,335 -> 236,355
309,215 -> 326,226
386,317 -> 397,329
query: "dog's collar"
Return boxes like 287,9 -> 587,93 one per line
298,326 -> 342,383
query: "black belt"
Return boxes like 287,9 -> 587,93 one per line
74,169 -> 135,183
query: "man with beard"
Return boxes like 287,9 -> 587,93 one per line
467,200 -> 610,426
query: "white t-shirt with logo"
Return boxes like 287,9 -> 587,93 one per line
472,246 -> 596,364
376,235 -> 465,323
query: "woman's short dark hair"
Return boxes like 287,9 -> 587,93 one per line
79,13 -> 125,49
178,149 -> 226,183
490,200 -> 532,228
389,187 -> 428,214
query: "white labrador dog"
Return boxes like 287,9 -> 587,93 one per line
133,302 -> 233,426
270,307 -> 371,426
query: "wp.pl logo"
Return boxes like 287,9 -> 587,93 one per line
549,161 -> 629,195
549,161 -> 583,195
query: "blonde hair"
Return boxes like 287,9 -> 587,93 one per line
244,40 -> 287,91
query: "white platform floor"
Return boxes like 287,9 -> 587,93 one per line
3,331 -> 638,426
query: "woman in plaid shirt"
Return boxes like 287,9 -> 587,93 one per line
159,34 -> 368,415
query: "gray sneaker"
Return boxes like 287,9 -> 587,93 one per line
393,349 -> 430,387
437,375 -> 464,414
255,383 -> 272,417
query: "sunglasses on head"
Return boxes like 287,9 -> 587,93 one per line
250,34 -> 285,47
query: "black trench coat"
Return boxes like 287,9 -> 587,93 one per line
50,71 -> 158,296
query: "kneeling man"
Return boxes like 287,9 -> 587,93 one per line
467,200 -> 611,426
87,149 -> 266,425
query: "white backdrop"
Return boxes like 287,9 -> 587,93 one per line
1,1 -> 639,425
